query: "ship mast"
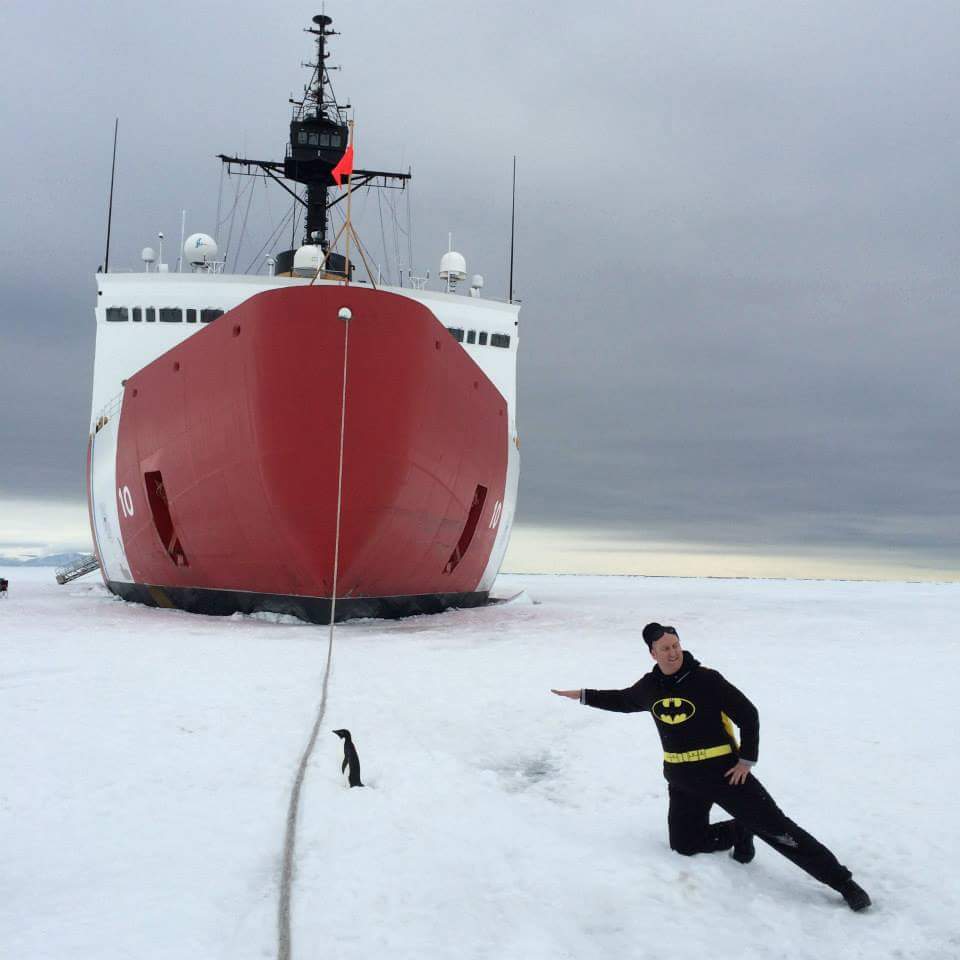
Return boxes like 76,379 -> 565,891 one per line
298,13 -> 342,250
218,13 -> 410,267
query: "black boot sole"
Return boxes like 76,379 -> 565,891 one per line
839,881 -> 872,912
732,838 -> 755,864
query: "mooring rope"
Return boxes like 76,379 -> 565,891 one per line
277,308 -> 351,960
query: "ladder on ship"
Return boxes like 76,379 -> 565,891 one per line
55,555 -> 101,585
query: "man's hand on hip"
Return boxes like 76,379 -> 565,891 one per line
724,760 -> 752,785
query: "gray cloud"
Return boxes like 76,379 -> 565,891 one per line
3,0 -> 960,569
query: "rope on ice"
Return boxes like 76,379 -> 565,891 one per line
277,305 -> 352,960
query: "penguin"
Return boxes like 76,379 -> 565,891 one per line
332,729 -> 364,787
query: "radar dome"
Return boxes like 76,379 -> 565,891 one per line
439,251 -> 467,281
293,245 -> 323,276
184,233 -> 218,265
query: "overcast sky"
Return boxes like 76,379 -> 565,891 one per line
2,0 -> 959,577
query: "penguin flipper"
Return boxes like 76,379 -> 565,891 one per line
342,757 -> 349,773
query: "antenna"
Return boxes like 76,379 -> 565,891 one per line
508,155 -> 517,303
103,118 -> 119,273
177,210 -> 186,272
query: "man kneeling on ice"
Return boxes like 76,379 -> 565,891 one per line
552,622 -> 871,911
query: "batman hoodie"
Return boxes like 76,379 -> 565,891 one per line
581,652 -> 759,779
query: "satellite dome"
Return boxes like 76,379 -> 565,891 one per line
293,244 -> 323,276
184,233 -> 218,265
439,251 -> 467,281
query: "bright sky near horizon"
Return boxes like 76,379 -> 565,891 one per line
3,1 -> 959,579
2,496 -> 957,582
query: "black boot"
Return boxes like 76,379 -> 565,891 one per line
838,879 -> 871,912
731,821 -> 755,864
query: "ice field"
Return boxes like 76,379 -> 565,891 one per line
1,567 -> 957,960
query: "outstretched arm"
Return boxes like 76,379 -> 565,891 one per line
551,682 -> 647,713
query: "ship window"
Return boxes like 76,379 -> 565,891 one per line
320,133 -> 330,147
490,333 -> 511,348
145,308 -> 156,323
444,484 -> 488,575
478,331 -> 488,345
467,330 -> 476,344
106,307 -> 128,322
160,308 -> 182,323
331,134 -> 342,148
200,309 -> 223,323
298,131 -> 307,144
446,327 -> 464,343
308,132 -> 319,146
132,308 -> 142,323
185,309 -> 197,323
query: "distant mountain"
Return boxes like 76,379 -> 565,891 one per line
1,552 -> 94,568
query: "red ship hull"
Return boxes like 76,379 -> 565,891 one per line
106,285 -> 508,621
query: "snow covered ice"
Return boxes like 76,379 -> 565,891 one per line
1,567 -> 957,960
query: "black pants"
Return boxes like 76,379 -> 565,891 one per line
666,771 -> 851,890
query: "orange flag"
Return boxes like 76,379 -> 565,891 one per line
331,144 -> 354,187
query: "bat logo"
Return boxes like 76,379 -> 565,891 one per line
653,697 -> 696,725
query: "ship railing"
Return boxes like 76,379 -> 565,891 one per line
156,261 -> 228,275
104,263 -> 229,275
93,391 -> 123,434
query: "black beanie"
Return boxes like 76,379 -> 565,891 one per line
643,622 -> 667,648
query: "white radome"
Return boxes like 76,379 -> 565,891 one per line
439,251 -> 467,281
293,244 -> 323,275
184,233 -> 219,265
